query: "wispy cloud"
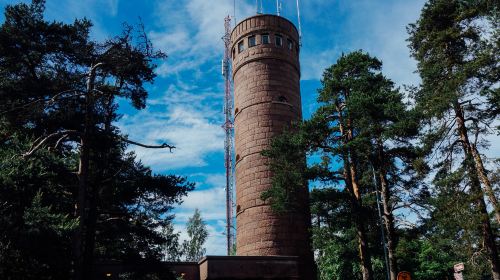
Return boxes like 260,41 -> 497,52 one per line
299,0 -> 425,86
118,83 -> 224,171
150,0 -> 254,77
173,173 -> 228,256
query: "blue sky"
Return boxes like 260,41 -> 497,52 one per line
0,0 -> 432,255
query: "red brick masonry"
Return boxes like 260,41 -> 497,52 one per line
231,14 -> 316,279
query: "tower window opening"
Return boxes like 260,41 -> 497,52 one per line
238,41 -> 245,53
278,96 -> 288,103
262,34 -> 270,44
232,47 -> 236,59
248,36 -> 256,47
275,35 -> 283,47
287,39 -> 293,51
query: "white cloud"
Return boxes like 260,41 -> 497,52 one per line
150,0 -> 254,77
174,219 -> 227,256
172,173 -> 229,255
175,186 -> 226,223
299,0 -> 425,87
118,84 -> 224,171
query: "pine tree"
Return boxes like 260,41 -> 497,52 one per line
408,0 -> 500,278
0,1 -> 194,279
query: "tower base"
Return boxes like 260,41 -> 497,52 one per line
198,256 -> 300,280
92,256 -> 307,280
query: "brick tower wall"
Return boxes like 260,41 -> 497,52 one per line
231,15 -> 314,277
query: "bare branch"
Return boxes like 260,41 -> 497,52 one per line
22,130 -> 80,158
0,89 -> 86,115
119,136 -> 175,151
54,134 -> 70,150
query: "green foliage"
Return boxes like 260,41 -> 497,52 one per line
263,51 -> 422,280
23,191 -> 79,236
162,222 -> 183,262
311,188 -> 362,280
408,0 -> 500,278
0,1 -> 193,279
181,209 -> 208,262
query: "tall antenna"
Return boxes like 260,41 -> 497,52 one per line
222,15 -> 236,256
256,0 -> 263,14
296,0 -> 302,45
276,0 -> 281,16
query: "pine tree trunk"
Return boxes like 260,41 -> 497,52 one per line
470,144 -> 500,224
337,107 -> 374,280
455,102 -> 500,280
83,184 -> 97,279
74,113 -> 90,280
74,135 -> 88,280
74,64 -> 100,280
350,159 -> 374,280
83,94 -> 114,279
376,138 -> 397,280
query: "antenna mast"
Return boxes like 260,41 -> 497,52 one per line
296,0 -> 302,45
222,15 -> 235,255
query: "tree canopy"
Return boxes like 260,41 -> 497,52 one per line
0,1 -> 194,279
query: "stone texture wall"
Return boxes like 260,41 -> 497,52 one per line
231,15 -> 314,276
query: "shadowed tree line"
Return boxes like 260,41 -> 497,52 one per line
262,1 -> 500,280
0,1 -> 197,279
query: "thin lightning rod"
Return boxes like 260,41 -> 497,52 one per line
276,0 -> 279,16
296,0 -> 302,45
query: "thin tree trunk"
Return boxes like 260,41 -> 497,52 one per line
74,134 -> 88,280
470,144 -> 500,224
455,102 -> 500,280
74,100 -> 90,280
83,93 -> 114,279
375,138 -> 397,280
83,187 -> 96,279
74,63 -> 100,280
337,106 -> 374,280
349,154 -> 374,280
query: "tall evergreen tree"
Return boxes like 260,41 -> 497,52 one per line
262,51 -> 419,280
408,0 -> 500,278
0,1 -> 194,279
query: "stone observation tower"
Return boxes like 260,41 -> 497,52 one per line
139,14 -> 317,280
231,14 -> 315,279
